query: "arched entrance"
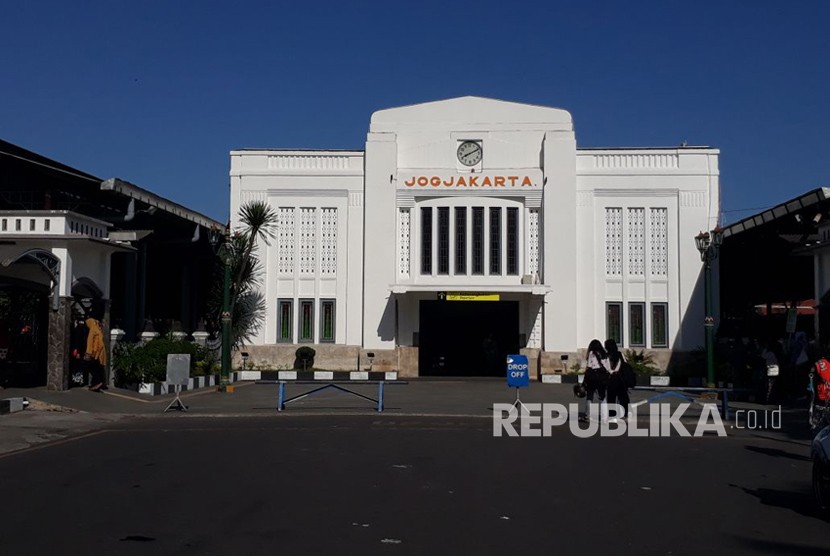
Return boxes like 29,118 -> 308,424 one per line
0,282 -> 49,387
0,249 -> 59,388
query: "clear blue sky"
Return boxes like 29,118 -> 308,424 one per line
2,0 -> 828,224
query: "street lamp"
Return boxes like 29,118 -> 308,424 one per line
209,225 -> 232,392
695,226 -> 723,387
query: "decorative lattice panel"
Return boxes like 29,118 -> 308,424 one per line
627,208 -> 645,275
650,208 -> 668,276
299,208 -> 317,275
320,208 -> 337,275
528,209 -> 539,275
528,308 -> 543,349
605,208 -> 623,276
277,208 -> 295,274
399,209 -> 411,277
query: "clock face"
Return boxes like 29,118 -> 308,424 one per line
457,141 -> 482,166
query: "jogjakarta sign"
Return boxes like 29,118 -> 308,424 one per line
401,174 -> 540,188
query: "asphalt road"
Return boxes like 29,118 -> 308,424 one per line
0,415 -> 827,556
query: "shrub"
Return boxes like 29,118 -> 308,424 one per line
294,346 -> 316,370
113,337 -> 218,386
623,349 -> 662,375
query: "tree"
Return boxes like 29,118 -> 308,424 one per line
210,200 -> 277,348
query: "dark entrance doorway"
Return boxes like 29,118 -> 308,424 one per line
0,285 -> 49,388
419,300 -> 519,377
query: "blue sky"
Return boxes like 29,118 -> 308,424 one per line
2,0 -> 828,223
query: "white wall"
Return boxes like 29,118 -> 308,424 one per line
230,151 -> 364,345
231,98 -> 720,361
575,149 -> 720,351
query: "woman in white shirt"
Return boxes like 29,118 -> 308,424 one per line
605,338 -> 630,420
581,339 -> 610,422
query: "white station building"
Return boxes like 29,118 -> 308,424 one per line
229,97 -> 720,377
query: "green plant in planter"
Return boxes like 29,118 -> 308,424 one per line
112,337 -> 219,387
112,342 -> 143,387
623,349 -> 662,375
193,346 -> 219,376
294,346 -> 316,370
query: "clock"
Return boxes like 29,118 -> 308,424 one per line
457,140 -> 482,166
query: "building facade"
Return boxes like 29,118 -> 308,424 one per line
230,97 -> 720,377
0,139 -> 224,390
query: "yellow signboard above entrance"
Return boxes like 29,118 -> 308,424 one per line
441,292 -> 500,301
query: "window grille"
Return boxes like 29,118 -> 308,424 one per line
278,208 -> 296,274
605,208 -> 622,276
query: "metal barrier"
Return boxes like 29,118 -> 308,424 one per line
257,380 -> 408,412
632,386 -> 751,417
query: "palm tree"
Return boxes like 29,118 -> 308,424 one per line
210,200 -> 277,347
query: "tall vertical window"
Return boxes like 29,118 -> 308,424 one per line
650,208 -> 668,276
437,207 -> 449,275
299,208 -> 317,275
506,207 -> 518,275
320,300 -> 335,343
605,208 -> 622,276
44,219 -> 51,232
489,207 -> 501,274
421,207 -> 433,274
299,299 -> 314,342
277,299 -> 293,343
454,207 -> 466,274
606,302 -> 623,345
29,219 -> 36,231
398,209 -> 411,277
652,303 -> 668,347
320,208 -> 338,275
528,209 -> 539,276
278,208 -> 296,274
627,208 -> 645,275
472,207 -> 484,275
629,302 -> 645,347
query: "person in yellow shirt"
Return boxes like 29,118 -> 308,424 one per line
85,302 -> 107,392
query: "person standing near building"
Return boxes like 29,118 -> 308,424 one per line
85,302 -> 107,392
580,339 -> 609,422
762,338 -> 781,404
605,338 -> 631,420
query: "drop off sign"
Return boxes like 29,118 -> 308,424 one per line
506,355 -> 529,388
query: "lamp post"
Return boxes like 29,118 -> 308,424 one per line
695,226 -> 723,387
209,225 -> 232,392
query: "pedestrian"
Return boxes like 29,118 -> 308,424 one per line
762,338 -> 781,404
605,338 -> 631,420
580,339 -> 609,423
69,317 -> 89,388
85,302 -> 107,392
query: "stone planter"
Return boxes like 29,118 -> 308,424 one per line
650,375 -> 670,386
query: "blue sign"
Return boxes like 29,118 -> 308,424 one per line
506,354 -> 529,388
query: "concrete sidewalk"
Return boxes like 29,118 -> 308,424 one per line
0,379 -> 799,455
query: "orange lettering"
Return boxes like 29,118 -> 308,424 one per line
482,176 -> 492,187
431,176 -> 441,187
417,176 -> 428,186
405,177 -> 415,186
443,177 -> 454,186
457,176 -> 467,186
495,176 -> 505,187
508,176 -> 518,187
522,176 -> 533,187
470,176 -> 479,187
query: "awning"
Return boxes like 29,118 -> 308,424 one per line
390,284 -> 550,296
